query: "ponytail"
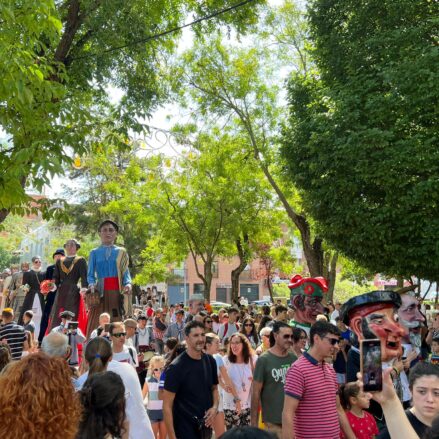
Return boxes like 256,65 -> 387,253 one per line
84,337 -> 112,376
339,382 -> 360,410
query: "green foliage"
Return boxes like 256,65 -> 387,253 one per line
333,276 -> 374,305
282,0 -> 439,280
0,0 -> 263,220
273,283 -> 291,298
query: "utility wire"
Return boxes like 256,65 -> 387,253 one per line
71,0 -> 257,60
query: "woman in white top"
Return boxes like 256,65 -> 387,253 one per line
205,333 -> 239,437
222,333 -> 257,430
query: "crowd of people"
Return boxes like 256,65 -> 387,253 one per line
0,224 -> 438,439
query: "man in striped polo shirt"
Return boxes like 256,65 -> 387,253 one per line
282,321 -> 355,439
0,308 -> 27,360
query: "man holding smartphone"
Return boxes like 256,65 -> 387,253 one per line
282,320 -> 356,439
50,310 -> 85,366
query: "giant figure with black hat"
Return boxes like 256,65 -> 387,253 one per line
288,274 -> 327,340
340,290 -> 406,427
86,220 -> 132,338
341,290 -> 406,381
49,239 -> 88,334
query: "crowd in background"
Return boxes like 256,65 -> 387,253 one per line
1,263 -> 439,439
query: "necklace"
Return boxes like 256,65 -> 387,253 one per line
235,362 -> 249,392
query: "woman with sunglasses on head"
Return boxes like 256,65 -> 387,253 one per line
143,356 -> 166,439
240,318 -> 259,349
18,256 -> 45,337
222,333 -> 258,430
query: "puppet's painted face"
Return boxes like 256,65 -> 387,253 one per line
398,294 -> 425,347
350,304 -> 407,362
293,295 -> 325,325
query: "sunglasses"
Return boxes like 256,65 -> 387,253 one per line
112,332 -> 126,338
205,320 -> 212,323
282,334 -> 294,339
34,260 -> 42,264
323,336 -> 340,345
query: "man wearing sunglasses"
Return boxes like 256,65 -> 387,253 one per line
251,321 -> 297,438
282,320 -> 356,439
110,321 -> 138,368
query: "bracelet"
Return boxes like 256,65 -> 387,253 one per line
233,397 -> 241,403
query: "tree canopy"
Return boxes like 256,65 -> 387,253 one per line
282,0 -> 439,281
0,0 -> 262,222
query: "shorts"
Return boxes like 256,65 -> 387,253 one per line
224,408 -> 250,430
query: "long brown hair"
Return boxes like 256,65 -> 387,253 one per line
0,352 -> 81,439
227,333 -> 253,364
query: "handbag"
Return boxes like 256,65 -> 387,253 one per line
85,288 -> 100,308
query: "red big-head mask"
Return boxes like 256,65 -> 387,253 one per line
340,291 -> 407,362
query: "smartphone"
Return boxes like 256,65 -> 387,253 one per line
104,323 -> 111,333
67,321 -> 79,331
360,339 -> 382,392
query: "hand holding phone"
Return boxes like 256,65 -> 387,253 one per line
360,339 -> 383,392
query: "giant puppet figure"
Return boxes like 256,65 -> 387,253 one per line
340,290 -> 406,383
288,275 -> 327,337
85,220 -> 132,338
397,287 -> 425,359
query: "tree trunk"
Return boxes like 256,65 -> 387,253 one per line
327,253 -> 338,303
267,273 -> 274,303
231,234 -> 249,303
252,151 -> 324,277
203,256 -> 213,301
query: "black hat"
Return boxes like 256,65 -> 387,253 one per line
59,310 -> 75,319
98,219 -> 119,232
53,248 -> 65,258
340,290 -> 402,325
137,314 -> 147,321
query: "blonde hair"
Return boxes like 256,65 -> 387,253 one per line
148,355 -> 165,373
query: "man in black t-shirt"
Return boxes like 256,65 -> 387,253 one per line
163,320 -> 219,439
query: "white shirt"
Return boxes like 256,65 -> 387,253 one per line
112,345 -> 138,367
222,355 -> 257,410
330,309 -> 340,323
77,360 -> 154,439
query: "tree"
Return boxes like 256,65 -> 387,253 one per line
139,131 -> 273,300
0,0 -> 262,223
282,0 -> 439,281
172,12 -> 339,280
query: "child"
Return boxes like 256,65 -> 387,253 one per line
340,382 -> 378,439
428,336 -> 439,365
143,355 -> 166,439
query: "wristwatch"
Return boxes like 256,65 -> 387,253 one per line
233,397 -> 241,403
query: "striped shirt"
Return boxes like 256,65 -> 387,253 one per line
284,351 -> 339,439
0,321 -> 26,360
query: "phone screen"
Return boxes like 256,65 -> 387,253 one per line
104,323 -> 110,333
360,339 -> 382,392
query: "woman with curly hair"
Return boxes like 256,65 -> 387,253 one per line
78,371 -> 127,439
222,333 -> 258,430
0,352 -> 81,439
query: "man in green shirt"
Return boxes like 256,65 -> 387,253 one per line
251,321 -> 297,438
